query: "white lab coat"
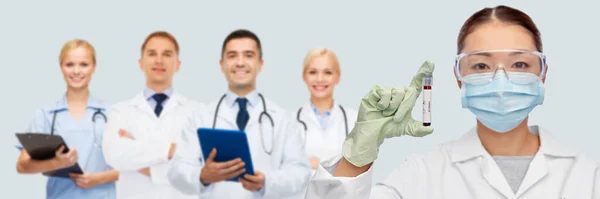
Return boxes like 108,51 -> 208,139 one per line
102,91 -> 202,199
293,102 -> 357,199
295,102 -> 357,170
168,93 -> 312,199
305,125 -> 600,199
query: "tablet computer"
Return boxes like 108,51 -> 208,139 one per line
196,128 -> 254,182
15,133 -> 84,178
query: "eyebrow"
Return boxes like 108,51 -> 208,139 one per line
471,52 -> 492,57
226,49 -> 257,54
470,51 -> 528,57
508,51 -> 526,56
145,49 -> 175,54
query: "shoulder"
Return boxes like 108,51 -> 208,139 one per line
31,104 -> 54,122
174,93 -> 206,111
338,105 -> 358,117
107,100 -> 130,112
344,106 -> 358,115
104,95 -> 140,118
90,97 -> 112,111
376,145 -> 449,190
404,145 -> 450,168
204,97 -> 224,114
264,97 -> 286,114
263,97 -> 292,122
35,97 -> 68,118
290,105 -> 305,118
39,97 -> 65,112
388,136 -> 460,175
36,105 -> 52,116
536,126 -> 598,166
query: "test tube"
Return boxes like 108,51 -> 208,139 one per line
422,73 -> 433,126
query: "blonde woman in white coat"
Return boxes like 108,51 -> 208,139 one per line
295,48 -> 358,177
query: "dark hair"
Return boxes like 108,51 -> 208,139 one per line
457,5 -> 542,54
141,31 -> 180,55
221,29 -> 263,58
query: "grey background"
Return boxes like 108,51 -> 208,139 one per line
1,0 -> 598,198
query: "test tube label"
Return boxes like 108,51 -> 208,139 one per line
423,89 -> 432,123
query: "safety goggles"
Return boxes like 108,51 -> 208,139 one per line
454,49 -> 547,85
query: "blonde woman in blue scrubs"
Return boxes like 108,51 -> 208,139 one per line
16,39 -> 118,199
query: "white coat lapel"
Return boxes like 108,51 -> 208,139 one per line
451,128 -> 512,198
246,95 -> 275,130
533,126 -> 593,198
302,103 -> 320,133
215,96 -> 237,129
130,92 -> 157,120
480,154 -> 515,198
245,103 -> 262,130
297,103 -> 318,145
513,152 -> 548,197
328,104 -> 344,134
158,92 -> 179,118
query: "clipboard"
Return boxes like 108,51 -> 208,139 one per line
197,128 -> 255,182
15,133 -> 84,178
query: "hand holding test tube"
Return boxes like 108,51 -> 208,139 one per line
342,61 -> 436,167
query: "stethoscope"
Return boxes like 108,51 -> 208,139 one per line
296,105 -> 349,143
212,93 -> 274,155
50,108 -> 107,148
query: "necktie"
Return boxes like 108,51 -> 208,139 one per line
152,93 -> 168,117
236,98 -> 250,131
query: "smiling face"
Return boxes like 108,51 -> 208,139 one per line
220,38 -> 263,90
60,46 -> 96,90
138,36 -> 181,86
303,53 -> 340,100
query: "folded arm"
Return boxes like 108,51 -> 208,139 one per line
102,106 -> 171,171
96,169 -> 119,184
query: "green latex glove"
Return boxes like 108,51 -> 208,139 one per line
342,61 -> 436,167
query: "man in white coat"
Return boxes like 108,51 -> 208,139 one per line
168,29 -> 311,199
102,31 -> 201,199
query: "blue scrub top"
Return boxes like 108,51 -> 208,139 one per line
19,95 -> 116,199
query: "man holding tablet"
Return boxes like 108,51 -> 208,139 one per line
168,29 -> 311,199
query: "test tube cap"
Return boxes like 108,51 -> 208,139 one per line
422,73 -> 433,86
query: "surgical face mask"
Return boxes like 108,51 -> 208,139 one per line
460,71 -> 545,133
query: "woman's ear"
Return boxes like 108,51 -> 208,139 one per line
454,67 -> 462,88
542,64 -> 549,83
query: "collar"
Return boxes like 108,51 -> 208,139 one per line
143,86 -> 174,101
449,125 -> 578,163
130,89 -> 182,107
47,94 -> 107,112
310,100 -> 334,116
225,90 -> 260,108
